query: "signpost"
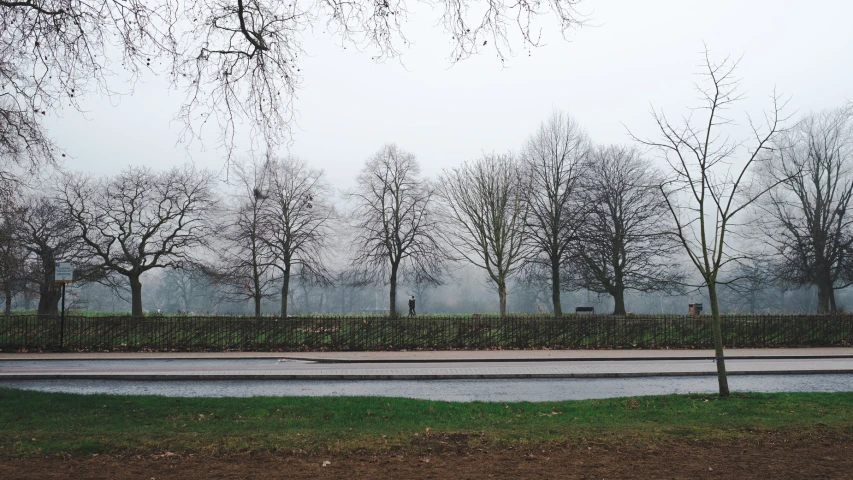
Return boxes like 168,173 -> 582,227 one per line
55,263 -> 73,350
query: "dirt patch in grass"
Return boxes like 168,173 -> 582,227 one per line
3,432 -> 852,479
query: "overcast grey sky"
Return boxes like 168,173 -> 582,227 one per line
45,0 -> 853,189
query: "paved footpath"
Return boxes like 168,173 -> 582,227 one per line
1,348 -> 852,380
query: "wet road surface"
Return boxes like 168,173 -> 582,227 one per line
2,357 -> 853,380
3,374 -> 852,401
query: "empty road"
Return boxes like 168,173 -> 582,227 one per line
3,355 -> 853,380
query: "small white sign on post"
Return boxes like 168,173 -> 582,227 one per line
55,262 -> 74,283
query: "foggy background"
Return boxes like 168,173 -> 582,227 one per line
7,1 -> 853,315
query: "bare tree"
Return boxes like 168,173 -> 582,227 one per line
570,145 -> 683,315
15,192 -> 98,314
633,50 -> 786,397
0,0 -> 173,192
439,153 -> 530,318
721,260 -> 781,314
760,106 -> 853,313
0,207 -> 26,314
349,145 -> 447,317
2,0 -> 586,170
262,156 -> 334,317
154,266 -> 212,313
521,111 -> 589,316
59,165 -> 218,316
205,159 -> 276,316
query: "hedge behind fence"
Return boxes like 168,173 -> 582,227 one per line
1,314 -> 852,352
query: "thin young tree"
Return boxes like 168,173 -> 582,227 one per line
633,50 -> 786,396
349,145 -> 447,317
262,156 -> 335,317
570,145 -> 683,315
760,106 -> 853,313
59,165 -> 218,316
205,159 -> 277,316
522,111 -> 589,316
439,153 -> 531,318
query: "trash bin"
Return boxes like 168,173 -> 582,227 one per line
688,303 -> 703,315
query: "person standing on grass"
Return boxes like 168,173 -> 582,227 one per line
408,296 -> 416,317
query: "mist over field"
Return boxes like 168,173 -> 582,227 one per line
2,0 -> 852,319
39,264 -> 834,316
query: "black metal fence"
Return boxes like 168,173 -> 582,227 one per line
1,314 -> 852,352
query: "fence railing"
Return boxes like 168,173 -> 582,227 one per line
1,314 -> 852,352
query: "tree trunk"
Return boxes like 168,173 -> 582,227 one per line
37,256 -> 60,315
551,260 -> 562,317
253,294 -> 262,317
816,278 -> 834,313
37,282 -> 61,315
612,260 -> 626,315
22,288 -> 32,310
707,281 -> 730,397
129,274 -> 144,317
3,286 -> 10,315
612,287 -> 626,315
280,268 -> 290,317
253,275 -> 262,317
498,281 -> 507,319
389,262 -> 399,318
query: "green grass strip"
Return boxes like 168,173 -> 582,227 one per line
1,388 -> 852,456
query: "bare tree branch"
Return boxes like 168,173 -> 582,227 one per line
757,104 -> 853,312
570,145 -> 684,314
349,144 -> 448,317
58,164 -> 218,316
438,152 -> 531,318
521,110 -> 589,316
261,155 -> 335,316
632,47 -> 786,397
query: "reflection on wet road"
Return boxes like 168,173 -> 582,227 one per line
3,374 -> 852,401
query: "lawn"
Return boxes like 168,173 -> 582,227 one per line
1,388 -> 852,457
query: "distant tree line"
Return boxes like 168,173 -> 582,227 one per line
1,54 -> 852,327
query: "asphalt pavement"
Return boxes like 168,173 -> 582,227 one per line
2,348 -> 852,380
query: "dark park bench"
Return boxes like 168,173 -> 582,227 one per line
575,306 -> 595,315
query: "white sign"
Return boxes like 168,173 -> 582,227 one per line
55,262 -> 74,283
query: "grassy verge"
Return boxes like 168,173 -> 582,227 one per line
1,388 -> 852,457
